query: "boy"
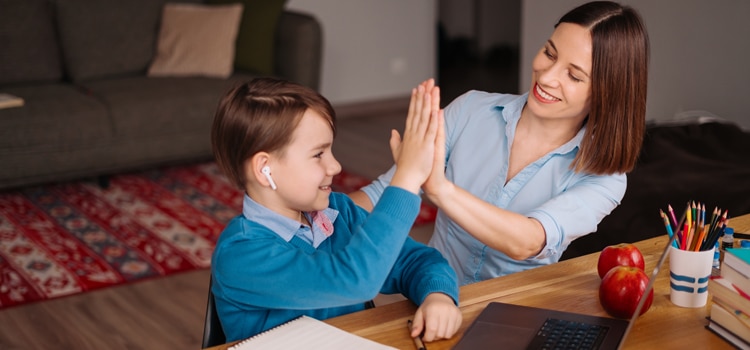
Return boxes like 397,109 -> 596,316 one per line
210,77 -> 461,343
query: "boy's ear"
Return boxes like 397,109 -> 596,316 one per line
248,153 -> 274,188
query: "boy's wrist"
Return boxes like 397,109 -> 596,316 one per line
422,292 -> 459,307
389,172 -> 422,194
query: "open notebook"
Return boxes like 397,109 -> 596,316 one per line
453,234 -> 675,350
228,315 -> 396,350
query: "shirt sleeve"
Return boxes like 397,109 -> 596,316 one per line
379,237 -> 459,305
359,164 -> 397,206
212,187 -> 421,310
527,172 -> 627,259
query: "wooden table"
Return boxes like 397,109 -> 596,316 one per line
209,212 -> 750,349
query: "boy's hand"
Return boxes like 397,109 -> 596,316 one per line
410,293 -> 462,342
389,79 -> 441,194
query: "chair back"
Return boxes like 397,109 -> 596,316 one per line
201,275 -> 374,348
202,276 -> 226,348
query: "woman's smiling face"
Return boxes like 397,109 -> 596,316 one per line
527,22 -> 593,123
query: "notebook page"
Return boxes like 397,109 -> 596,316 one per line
228,315 -> 397,350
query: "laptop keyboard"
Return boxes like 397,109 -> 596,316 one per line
527,318 -> 609,350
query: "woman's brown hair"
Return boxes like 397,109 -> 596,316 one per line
211,78 -> 336,189
558,1 -> 649,174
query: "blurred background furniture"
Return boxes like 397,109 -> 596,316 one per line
0,0 -> 321,190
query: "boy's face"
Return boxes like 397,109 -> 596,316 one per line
268,109 -> 341,216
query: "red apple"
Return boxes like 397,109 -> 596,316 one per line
597,243 -> 645,279
599,266 -> 653,319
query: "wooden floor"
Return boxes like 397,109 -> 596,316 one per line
0,61 -> 516,349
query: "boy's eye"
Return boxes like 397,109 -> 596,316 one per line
313,151 -> 324,158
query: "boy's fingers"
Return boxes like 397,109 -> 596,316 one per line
410,319 -> 424,338
404,79 -> 438,146
405,87 -> 418,133
415,92 -> 432,135
410,85 -> 425,132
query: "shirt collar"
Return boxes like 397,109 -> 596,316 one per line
495,92 -> 529,126
241,194 -> 339,246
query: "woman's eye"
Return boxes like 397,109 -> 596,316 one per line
543,48 -> 555,59
568,73 -> 583,82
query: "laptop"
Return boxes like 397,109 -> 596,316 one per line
452,234 -> 676,350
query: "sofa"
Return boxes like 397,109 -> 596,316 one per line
0,0 -> 321,190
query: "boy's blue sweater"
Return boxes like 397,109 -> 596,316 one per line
212,187 -> 459,342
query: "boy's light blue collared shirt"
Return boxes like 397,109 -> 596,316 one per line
241,194 -> 339,248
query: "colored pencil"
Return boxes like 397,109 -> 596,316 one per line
702,209 -> 729,251
694,226 -> 708,251
673,203 -> 688,250
668,204 -> 679,230
661,210 -> 679,248
681,223 -> 689,250
685,204 -> 694,250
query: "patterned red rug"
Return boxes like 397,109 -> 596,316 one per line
0,161 -> 436,308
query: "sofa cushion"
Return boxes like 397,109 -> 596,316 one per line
82,74 -> 258,139
0,84 -> 111,151
148,3 -> 244,79
0,0 -> 63,85
207,0 -> 288,75
55,0 -> 201,82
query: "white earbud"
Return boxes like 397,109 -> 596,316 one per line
261,166 -> 277,190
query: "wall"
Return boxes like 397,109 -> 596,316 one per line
287,0 -> 436,106
438,0 -> 520,54
521,0 -> 750,129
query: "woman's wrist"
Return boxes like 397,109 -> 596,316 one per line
424,180 -> 454,207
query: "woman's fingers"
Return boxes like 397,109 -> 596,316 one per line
431,85 -> 441,111
389,129 -> 402,163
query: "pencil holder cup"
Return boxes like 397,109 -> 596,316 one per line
669,246 -> 713,308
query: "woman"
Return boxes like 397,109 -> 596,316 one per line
350,1 -> 649,285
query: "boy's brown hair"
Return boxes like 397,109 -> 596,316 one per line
211,78 -> 336,189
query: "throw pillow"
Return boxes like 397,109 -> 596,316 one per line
207,0 -> 288,75
148,3 -> 244,78
55,0 -> 191,82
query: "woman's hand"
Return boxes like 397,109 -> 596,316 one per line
422,92 -> 452,205
388,79 -> 440,194
410,293 -> 462,342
